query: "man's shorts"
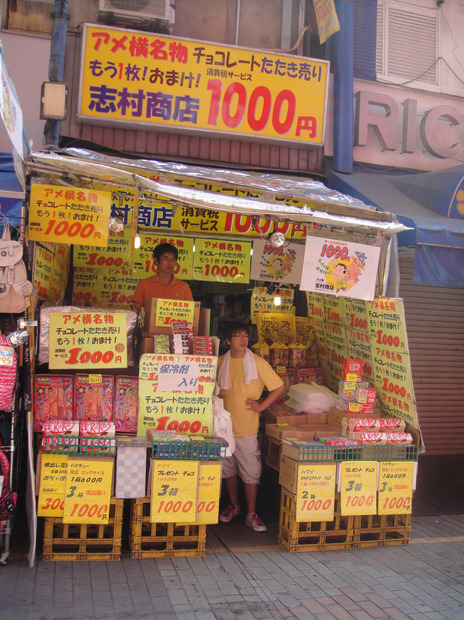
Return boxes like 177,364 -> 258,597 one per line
221,434 -> 262,485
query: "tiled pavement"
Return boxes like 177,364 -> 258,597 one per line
2,513 -> 464,620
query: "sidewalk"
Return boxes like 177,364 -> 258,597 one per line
2,512 -> 464,620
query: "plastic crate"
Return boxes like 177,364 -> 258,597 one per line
41,435 -> 117,456
42,498 -> 123,561
352,513 -> 411,548
282,442 -> 419,462
359,445 -> 419,462
279,490 -> 353,552
151,437 -> 227,461
129,497 -> 206,558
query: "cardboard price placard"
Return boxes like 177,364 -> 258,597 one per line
63,459 -> 113,524
193,238 -> 251,283
132,233 -> 194,280
192,462 -> 221,525
156,299 -> 196,327
48,311 -> 127,369
29,184 -> 111,247
151,460 -> 199,523
378,461 -> 414,515
38,454 -> 69,517
341,461 -> 378,516
296,463 -> 337,522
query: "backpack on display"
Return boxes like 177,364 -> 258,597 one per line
0,225 -> 33,314
0,448 -> 16,521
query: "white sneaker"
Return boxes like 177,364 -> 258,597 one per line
245,513 -> 267,532
219,505 -> 240,523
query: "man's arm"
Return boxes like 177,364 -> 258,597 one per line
245,383 -> 285,413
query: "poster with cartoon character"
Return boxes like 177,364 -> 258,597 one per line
300,238 -> 381,300
250,239 -> 304,284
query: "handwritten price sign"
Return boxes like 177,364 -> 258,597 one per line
296,463 -> 337,522
151,460 -> 199,523
38,454 -> 69,517
378,461 -> 414,515
194,462 -> 221,525
132,234 -> 194,279
341,461 -> 378,516
63,458 -> 113,524
193,238 -> 251,283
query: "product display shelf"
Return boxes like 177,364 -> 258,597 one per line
151,437 -> 228,461
129,497 -> 206,558
42,435 -> 117,456
282,443 -> 419,462
42,498 -> 124,561
279,490 -> 354,552
351,512 -> 412,548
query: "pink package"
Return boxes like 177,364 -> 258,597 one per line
74,375 -> 114,422
80,421 -> 115,437
378,418 -> 406,432
114,376 -> 139,433
42,421 -> 80,436
346,418 -> 381,434
34,375 -> 74,432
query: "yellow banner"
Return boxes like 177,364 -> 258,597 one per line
33,244 -> 54,301
48,311 -> 127,369
256,313 -> 296,346
251,287 -> 295,323
80,24 -> 329,145
313,0 -> 341,45
156,299 -> 196,328
38,454 -> 68,517
378,461 -> 414,515
341,461 -> 377,516
29,184 -> 111,247
63,459 -> 113,524
132,233 -> 194,279
72,267 -> 139,309
193,238 -> 251,283
151,460 -> 198,523
296,463 -> 337,522
367,299 -> 409,353
73,227 -> 133,271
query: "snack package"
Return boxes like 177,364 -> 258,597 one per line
252,342 -> 270,363
114,376 -> 139,433
378,418 -> 406,432
296,367 -> 324,386
42,421 -> 80,437
345,418 -> 381,434
342,359 -> 363,382
288,343 -> 307,368
338,381 -> 358,402
74,374 -> 114,422
153,334 -> 171,354
80,421 -> 115,437
34,375 -> 74,432
270,343 -> 289,367
336,400 -> 375,414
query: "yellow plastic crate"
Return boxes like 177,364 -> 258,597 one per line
352,513 -> 411,548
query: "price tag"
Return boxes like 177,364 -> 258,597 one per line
194,462 -> 221,525
156,299 -> 196,327
0,347 -> 14,367
151,460 -> 198,523
378,461 -> 414,515
296,463 -> 337,522
341,461 -> 377,516
193,238 -> 251,283
63,458 -> 113,524
38,454 -> 69,517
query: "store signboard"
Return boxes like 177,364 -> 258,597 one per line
151,460 -> 199,523
250,239 -> 304,285
378,461 -> 414,515
193,238 -> 251,283
37,453 -> 68,517
340,461 -> 377,516
29,184 -> 112,247
79,24 -> 329,146
48,311 -> 127,369
63,458 -> 113,524
301,238 -> 381,301
295,463 -> 337,522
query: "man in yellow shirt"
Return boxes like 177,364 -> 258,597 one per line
132,242 -> 193,311
217,322 -> 285,532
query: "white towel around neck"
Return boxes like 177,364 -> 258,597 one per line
216,349 -> 259,390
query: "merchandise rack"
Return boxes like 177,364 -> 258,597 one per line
41,436 -> 117,456
282,442 -> 419,462
129,497 -> 206,558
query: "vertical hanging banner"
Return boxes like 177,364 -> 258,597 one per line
193,238 -> 251,283
378,461 -> 414,515
313,0 -> 341,45
29,184 -> 112,247
48,311 -> 127,369
301,237 -> 381,300
340,461 -> 378,516
0,47 -> 25,158
151,460 -> 199,523
63,458 -> 113,524
79,24 -> 329,146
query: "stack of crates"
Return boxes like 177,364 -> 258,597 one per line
42,498 -> 124,561
279,490 -> 354,552
352,512 -> 412,548
129,497 -> 206,558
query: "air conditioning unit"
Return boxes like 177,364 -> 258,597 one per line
98,0 -> 174,31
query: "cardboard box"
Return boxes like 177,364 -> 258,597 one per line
281,439 -> 334,462
279,454 -> 301,494
305,412 -> 329,425
265,424 -> 320,442
328,407 -> 380,432
144,298 -> 200,335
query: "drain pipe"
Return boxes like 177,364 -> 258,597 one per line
43,0 -> 69,148
332,0 -> 354,173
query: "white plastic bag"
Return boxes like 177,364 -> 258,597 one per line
212,395 -> 235,457
285,382 -> 337,413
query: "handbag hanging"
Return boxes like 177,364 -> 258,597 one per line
0,225 -> 33,314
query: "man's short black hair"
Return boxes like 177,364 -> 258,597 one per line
153,242 -> 178,263
224,321 -> 249,341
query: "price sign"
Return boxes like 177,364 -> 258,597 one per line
132,234 -> 194,280
151,460 -> 198,523
0,346 -> 14,367
158,362 -> 200,392
378,461 -> 414,515
193,238 -> 251,283
33,244 -> 54,301
192,462 -> 221,525
29,184 -> 111,247
48,311 -> 127,369
38,454 -> 69,517
74,228 -> 134,271
341,461 -> 378,516
156,299 -> 196,327
296,463 -> 337,522
63,458 -> 113,524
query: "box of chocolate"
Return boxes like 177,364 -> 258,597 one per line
342,359 -> 363,382
74,374 -> 114,422
34,375 -> 74,432
114,376 -> 139,433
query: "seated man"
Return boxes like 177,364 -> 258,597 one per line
216,321 -> 285,532
132,242 -> 193,311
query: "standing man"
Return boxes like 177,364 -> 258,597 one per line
132,242 -> 193,311
216,321 -> 285,532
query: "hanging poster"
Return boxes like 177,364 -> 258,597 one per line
250,286 -> 295,323
301,237 -> 381,300
193,238 -> 251,283
132,233 -> 194,280
250,239 -> 304,285
74,228 -> 133,271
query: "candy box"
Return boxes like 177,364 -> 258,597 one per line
34,374 -> 74,432
343,418 -> 381,435
342,359 -> 363,382
378,418 -> 406,432
114,376 -> 139,433
80,421 -> 115,437
42,421 -> 80,437
74,374 -> 114,422
336,400 -> 375,415
338,381 -> 358,402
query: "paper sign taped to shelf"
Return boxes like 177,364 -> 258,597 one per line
295,463 -> 337,522
37,453 -> 69,517
63,458 -> 113,524
341,461 -> 377,516
378,461 -> 414,515
150,460 -> 199,523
